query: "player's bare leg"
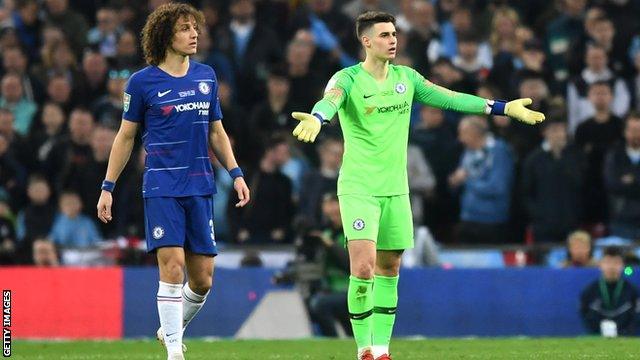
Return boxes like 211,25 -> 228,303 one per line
348,240 -> 377,360
156,247 -> 186,359
182,251 -> 214,329
372,250 -> 402,360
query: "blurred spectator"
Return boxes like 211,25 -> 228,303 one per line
429,57 -> 475,95
193,26 -> 235,91
31,237 -> 59,266
29,102 -> 65,169
215,0 -> 282,107
404,0 -> 438,75
562,230 -> 596,267
523,119 -> 585,243
15,174 -> 56,243
78,51 -> 108,106
286,34 -> 324,112
114,148 -> 145,239
407,144 -> 435,226
410,106 -> 461,242
1,46 -> 44,103
43,0 -> 88,56
567,45 -> 630,133
545,0 -> 587,84
0,106 -> 33,171
342,0 -> 397,20
49,190 -> 101,248
45,107 -> 94,187
604,113 -> 640,240
87,6 -> 122,59
113,30 -> 142,69
298,137 -> 342,228
0,198 -> 16,265
92,68 -> 128,130
216,80 -> 252,166
45,73 -> 75,113
450,116 -> 514,244
228,134 -> 294,244
61,125 -> 118,237
630,37 -> 640,113
488,6 -> 521,58
249,65 -> 297,146
575,81 -> 624,226
452,32 -> 491,84
7,0 -> 42,60
0,72 -> 37,136
307,193 -> 351,337
0,132 -> 27,211
580,246 -> 639,336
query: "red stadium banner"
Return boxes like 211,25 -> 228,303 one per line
0,267 -> 123,339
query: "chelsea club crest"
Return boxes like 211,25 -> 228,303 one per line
395,83 -> 406,94
198,81 -> 211,95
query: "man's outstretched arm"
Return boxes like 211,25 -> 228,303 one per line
412,71 -> 545,124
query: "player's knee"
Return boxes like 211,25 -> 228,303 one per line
352,262 -> 374,279
191,277 -> 212,295
160,261 -> 185,283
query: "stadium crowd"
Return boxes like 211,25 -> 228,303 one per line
0,0 -> 640,266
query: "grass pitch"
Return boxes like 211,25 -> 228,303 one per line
11,337 -> 638,359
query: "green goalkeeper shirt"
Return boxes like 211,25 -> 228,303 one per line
312,63 -> 488,196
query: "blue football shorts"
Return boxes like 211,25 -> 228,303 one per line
143,195 -> 217,256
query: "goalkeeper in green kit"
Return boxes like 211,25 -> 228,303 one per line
291,11 -> 544,360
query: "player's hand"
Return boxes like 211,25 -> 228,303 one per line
97,190 -> 113,223
504,98 -> 545,125
292,112 -> 322,143
234,177 -> 250,207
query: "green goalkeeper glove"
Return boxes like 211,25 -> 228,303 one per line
292,112 -> 322,143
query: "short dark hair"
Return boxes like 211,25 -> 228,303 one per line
603,246 -> 623,259
588,80 -> 612,91
355,11 -> 396,39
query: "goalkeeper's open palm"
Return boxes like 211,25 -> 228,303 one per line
97,190 -> 113,223
505,98 -> 545,125
292,112 -> 321,143
234,177 -> 250,208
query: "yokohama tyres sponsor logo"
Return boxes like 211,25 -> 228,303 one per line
161,101 -> 210,116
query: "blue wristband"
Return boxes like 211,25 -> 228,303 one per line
101,180 -> 115,192
489,100 -> 507,116
229,167 -> 244,179
312,113 -> 326,125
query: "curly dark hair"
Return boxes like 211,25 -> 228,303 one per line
141,3 -> 205,66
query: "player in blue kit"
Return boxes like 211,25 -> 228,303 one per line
96,4 -> 250,360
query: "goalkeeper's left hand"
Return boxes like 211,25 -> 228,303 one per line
292,112 -> 322,143
504,98 -> 545,125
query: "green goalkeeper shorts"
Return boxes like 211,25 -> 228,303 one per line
339,194 -> 414,250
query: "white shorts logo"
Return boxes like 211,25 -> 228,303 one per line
152,226 -> 165,240
353,219 -> 365,231
209,219 -> 216,245
199,82 -> 211,95
395,83 -> 406,94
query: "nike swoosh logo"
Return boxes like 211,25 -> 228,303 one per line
165,332 -> 178,337
363,94 -> 375,99
158,90 -> 172,97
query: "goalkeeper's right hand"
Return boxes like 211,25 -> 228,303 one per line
292,112 -> 322,143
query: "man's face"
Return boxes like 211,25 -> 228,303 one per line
1,75 -> 22,102
457,40 -> 478,61
420,106 -> 444,128
3,48 -> 27,74
83,53 -> 107,79
69,111 -> 94,140
267,76 -> 290,99
411,1 -> 435,30
96,9 -> 118,33
319,140 -> 343,170
170,16 -> 199,57
91,127 -> 116,160
592,20 -> 614,46
47,77 -> 71,103
600,255 -> 623,281
33,240 -> 58,267
568,239 -> 590,263
588,84 -> 613,111
28,181 -> 51,204
544,122 -> 567,149
458,121 -> 483,150
624,119 -> 640,149
230,0 -> 255,23
362,22 -> 397,61
586,47 -> 607,72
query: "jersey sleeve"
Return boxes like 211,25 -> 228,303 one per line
122,72 -> 145,122
408,67 -> 487,114
210,71 -> 223,122
310,70 -> 354,121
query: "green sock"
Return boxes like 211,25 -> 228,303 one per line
372,274 -> 399,348
348,275 -> 374,349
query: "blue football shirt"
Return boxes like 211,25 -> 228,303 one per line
122,60 -> 223,198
